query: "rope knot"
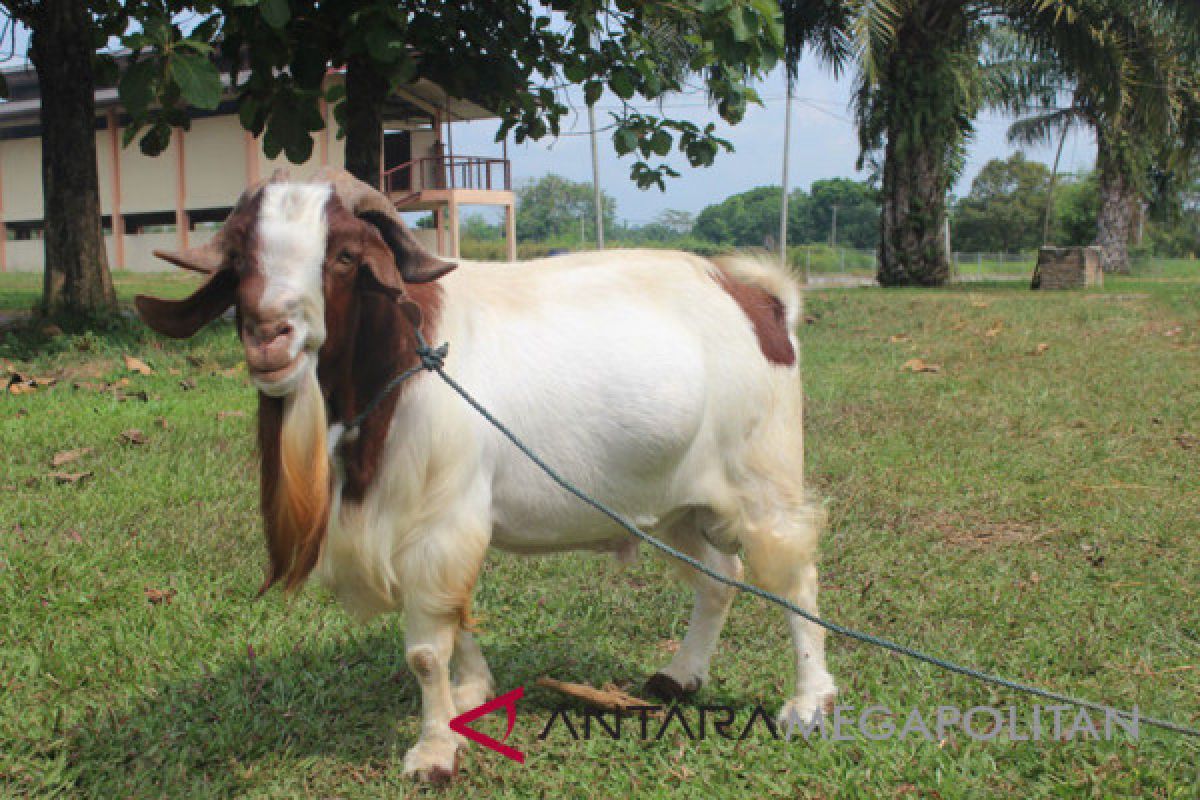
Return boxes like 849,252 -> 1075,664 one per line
416,341 -> 449,371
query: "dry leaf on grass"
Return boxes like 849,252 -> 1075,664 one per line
119,429 -> 147,445
7,373 -> 56,395
536,677 -> 659,713
984,322 -> 1004,337
970,299 -> 990,309
888,333 -> 911,343
144,587 -> 177,606
217,410 -> 246,420
179,378 -> 197,391
123,354 -> 154,375
901,358 -> 941,374
156,416 -> 171,430
1176,433 -> 1198,450
1027,343 -> 1050,356
50,447 -> 92,468
50,470 -> 93,485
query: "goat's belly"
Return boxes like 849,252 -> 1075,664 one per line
484,408 -> 711,553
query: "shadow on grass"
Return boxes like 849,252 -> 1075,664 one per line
62,625 -> 655,796
1,313 -> 236,364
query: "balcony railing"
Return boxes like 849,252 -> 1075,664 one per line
384,155 -> 511,197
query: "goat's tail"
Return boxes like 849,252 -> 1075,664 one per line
711,253 -> 803,333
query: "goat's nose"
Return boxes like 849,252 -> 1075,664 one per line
245,317 -> 293,347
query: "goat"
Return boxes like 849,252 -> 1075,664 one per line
135,169 -> 837,781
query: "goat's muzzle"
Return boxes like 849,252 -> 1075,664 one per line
243,313 -> 304,387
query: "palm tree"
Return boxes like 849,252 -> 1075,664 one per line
1003,2 -> 1200,271
781,0 -> 1197,284
779,1 -> 1072,285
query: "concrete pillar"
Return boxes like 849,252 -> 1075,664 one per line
106,110 -> 125,269
448,196 -> 460,258
505,203 -> 516,262
174,128 -> 189,249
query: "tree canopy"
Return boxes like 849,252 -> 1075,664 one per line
952,153 -> 1051,253
122,0 -> 785,190
693,179 -> 879,249
515,174 -> 616,243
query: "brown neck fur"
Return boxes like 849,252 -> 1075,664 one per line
325,281 -> 442,502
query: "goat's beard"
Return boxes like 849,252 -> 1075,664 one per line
258,363 -> 331,593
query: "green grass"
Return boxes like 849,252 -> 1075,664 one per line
0,271 -> 202,313
1,272 -> 1198,797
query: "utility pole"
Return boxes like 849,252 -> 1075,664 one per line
588,103 -> 605,249
830,203 -> 839,248
1043,120 -> 1070,245
778,74 -> 793,270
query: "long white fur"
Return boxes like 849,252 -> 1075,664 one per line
250,186 -> 834,778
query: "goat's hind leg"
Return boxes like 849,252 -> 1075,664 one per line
645,512 -> 741,700
740,496 -> 837,726
451,628 -> 494,711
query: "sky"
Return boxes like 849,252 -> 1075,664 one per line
450,57 -> 1096,226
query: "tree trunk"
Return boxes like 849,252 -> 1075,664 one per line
877,121 -> 951,287
1094,140 -> 1136,274
28,2 -> 116,314
344,56 -> 387,189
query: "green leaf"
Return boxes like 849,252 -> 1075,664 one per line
612,127 -> 637,155
391,54 -> 417,86
260,0 -> 290,29
366,26 -> 404,64
730,6 -> 757,43
170,53 -> 222,110
139,121 -> 172,157
563,60 -> 588,84
609,69 -> 635,101
584,81 -> 602,107
324,82 -> 346,104
239,96 -> 265,134
118,60 -> 158,118
650,129 -> 672,157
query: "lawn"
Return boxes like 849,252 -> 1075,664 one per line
1,271 -> 1198,798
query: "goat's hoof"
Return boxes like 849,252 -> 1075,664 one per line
777,690 -> 837,731
644,671 -> 699,701
403,738 -> 460,784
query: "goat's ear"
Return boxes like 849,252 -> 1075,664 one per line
134,269 -> 238,339
358,210 -> 456,284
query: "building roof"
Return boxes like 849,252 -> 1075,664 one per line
0,58 -> 497,134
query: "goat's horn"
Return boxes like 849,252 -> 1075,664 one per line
312,167 -> 395,216
152,175 -> 273,274
313,167 -> 455,284
153,242 -> 224,275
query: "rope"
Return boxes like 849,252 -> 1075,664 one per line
355,326 -> 1200,739
341,340 -> 449,440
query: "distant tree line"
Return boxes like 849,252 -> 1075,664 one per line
458,166 -> 1197,259
952,153 -> 1199,257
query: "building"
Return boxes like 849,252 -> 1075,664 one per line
0,65 -> 515,272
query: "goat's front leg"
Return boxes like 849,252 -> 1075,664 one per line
402,608 -> 462,783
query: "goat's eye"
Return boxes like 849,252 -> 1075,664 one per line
335,250 -> 356,269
